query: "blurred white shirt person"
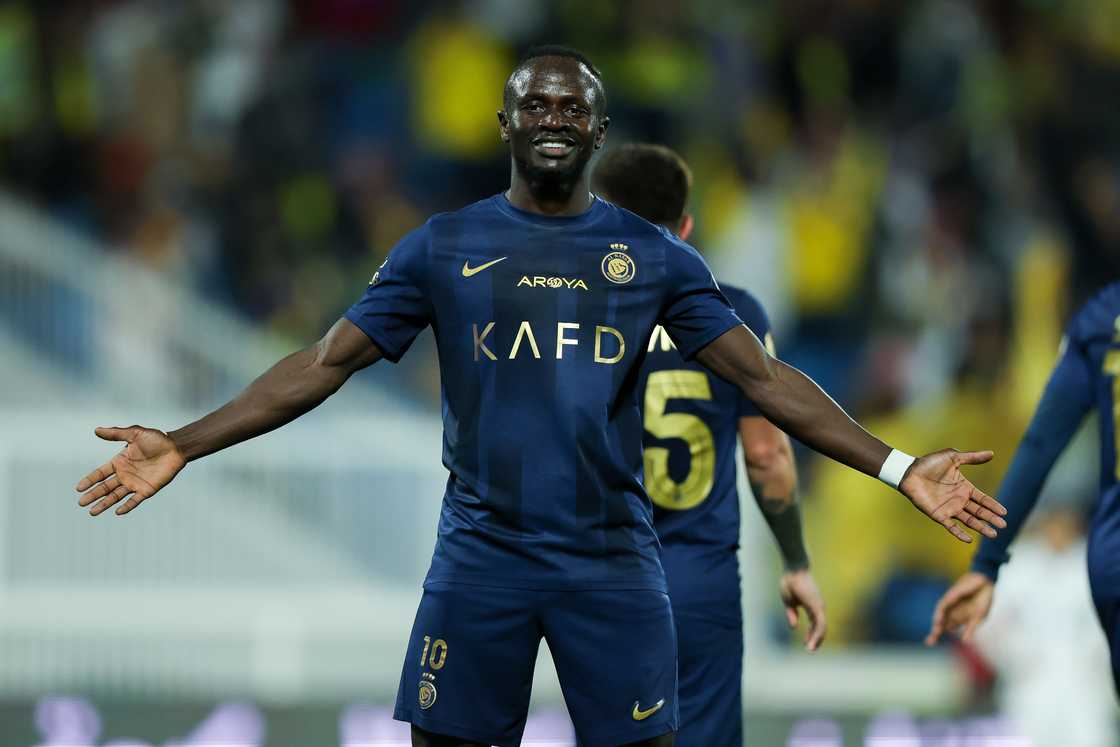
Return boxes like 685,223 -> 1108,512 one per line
974,507 -> 1117,746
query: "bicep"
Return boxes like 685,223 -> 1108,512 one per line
316,317 -> 385,374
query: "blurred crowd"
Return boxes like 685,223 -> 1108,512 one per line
2,0 -> 1119,647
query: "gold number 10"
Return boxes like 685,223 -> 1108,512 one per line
420,635 -> 447,670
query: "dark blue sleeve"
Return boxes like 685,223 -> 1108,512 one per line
725,288 -> 773,418
658,239 -> 744,361
971,335 -> 1094,580
344,225 -> 432,363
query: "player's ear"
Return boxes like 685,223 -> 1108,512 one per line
594,115 -> 610,150
677,213 -> 694,241
497,110 -> 510,142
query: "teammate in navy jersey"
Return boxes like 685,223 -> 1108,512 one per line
594,143 -> 825,746
926,283 -> 1120,696
75,46 -> 1007,747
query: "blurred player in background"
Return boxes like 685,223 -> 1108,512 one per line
928,283 -> 1120,701
75,46 -> 1005,747
594,143 -> 824,747
971,503 -> 1116,746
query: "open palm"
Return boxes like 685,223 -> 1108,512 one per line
76,426 -> 186,516
900,449 -> 1008,543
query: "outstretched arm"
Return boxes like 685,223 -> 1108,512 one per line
740,416 -> 826,650
699,326 -> 886,476
76,318 -> 383,516
695,325 -> 1007,542
166,318 -> 383,461
970,339 -> 1095,579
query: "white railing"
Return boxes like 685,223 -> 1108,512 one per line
0,190 -> 400,414
0,409 -> 463,701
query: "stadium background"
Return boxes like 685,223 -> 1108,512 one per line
1,0 -> 1117,744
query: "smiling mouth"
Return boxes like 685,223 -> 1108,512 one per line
532,138 -> 577,158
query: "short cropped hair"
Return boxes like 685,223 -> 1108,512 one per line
593,143 -> 692,226
503,45 -> 606,115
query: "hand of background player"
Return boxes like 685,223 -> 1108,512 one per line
899,449 -> 1007,543
75,426 -> 186,516
779,569 -> 826,651
923,571 -> 995,645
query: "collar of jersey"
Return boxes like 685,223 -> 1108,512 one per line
493,192 -> 609,229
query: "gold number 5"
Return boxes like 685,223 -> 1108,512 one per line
643,370 -> 716,510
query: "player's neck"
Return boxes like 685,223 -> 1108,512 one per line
506,172 -> 594,217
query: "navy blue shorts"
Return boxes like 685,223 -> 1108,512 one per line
393,582 -> 678,747
673,602 -> 743,747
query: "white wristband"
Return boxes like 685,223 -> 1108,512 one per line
878,449 -> 917,490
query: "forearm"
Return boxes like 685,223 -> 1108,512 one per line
746,433 -> 809,570
742,358 -> 891,477
169,342 -> 351,462
969,436 -> 1054,579
696,326 -> 891,477
971,350 -> 1091,579
751,483 -> 810,572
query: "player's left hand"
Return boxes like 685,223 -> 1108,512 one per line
900,449 -> 1007,543
779,569 -> 826,651
924,571 -> 995,646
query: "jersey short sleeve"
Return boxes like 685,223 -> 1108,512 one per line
659,238 -> 744,361
722,286 -> 773,418
345,225 -> 433,363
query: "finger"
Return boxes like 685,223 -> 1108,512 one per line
929,608 -> 968,645
925,614 -> 946,646
972,488 -> 1008,516
785,605 -> 798,629
964,500 -> 1007,529
90,485 -> 132,516
926,597 -> 950,646
959,513 -> 997,539
944,520 -> 973,543
116,491 -> 152,515
94,425 -> 139,443
76,460 -> 116,492
962,618 -> 981,643
79,476 -> 121,507
940,583 -> 974,609
954,450 -> 994,466
806,606 -> 826,651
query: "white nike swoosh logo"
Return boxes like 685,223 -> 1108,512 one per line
462,257 -> 508,277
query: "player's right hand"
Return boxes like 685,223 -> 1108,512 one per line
924,571 -> 995,646
75,426 -> 186,516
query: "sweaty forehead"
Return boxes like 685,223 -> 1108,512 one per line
507,58 -> 602,108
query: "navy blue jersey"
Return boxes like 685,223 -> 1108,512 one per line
637,284 -> 773,608
346,195 -> 743,591
973,283 -> 1120,589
